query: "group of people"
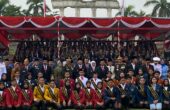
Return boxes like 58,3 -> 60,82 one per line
14,40 -> 160,63
0,48 -> 170,110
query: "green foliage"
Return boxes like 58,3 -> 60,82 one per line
0,0 -> 9,15
144,0 -> 170,17
115,5 -> 139,17
2,5 -> 22,16
26,0 -> 50,16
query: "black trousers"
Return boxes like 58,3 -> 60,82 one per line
95,104 -> 104,110
22,105 -> 31,110
61,104 -> 72,109
74,104 -> 84,110
121,97 -> 129,108
104,99 -> 116,108
6,107 -> 21,110
85,105 -> 93,109
34,101 -> 46,110
0,107 -> 5,110
47,102 -> 61,110
163,104 -> 170,110
137,103 -> 148,108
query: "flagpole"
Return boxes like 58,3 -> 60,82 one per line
121,0 -> 125,17
43,0 -> 46,17
118,0 -> 125,55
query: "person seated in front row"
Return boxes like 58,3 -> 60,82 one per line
6,79 -> 22,110
162,79 -> 170,110
21,81 -> 33,110
84,80 -> 95,108
118,78 -> 130,110
71,82 -> 85,109
0,81 -> 7,110
44,80 -> 61,110
93,82 -> 104,110
103,79 -> 121,110
59,79 -> 72,108
136,77 -> 148,108
147,77 -> 162,110
33,77 -> 48,110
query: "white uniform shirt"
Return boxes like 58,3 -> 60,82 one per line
91,78 -> 102,89
76,76 -> 88,87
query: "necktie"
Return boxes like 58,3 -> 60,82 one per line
44,65 -> 47,71
81,76 -> 84,80
101,66 -> 104,71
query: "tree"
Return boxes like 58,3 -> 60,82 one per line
115,5 -> 138,17
2,5 -> 22,16
136,10 -> 146,17
26,0 -> 50,16
144,0 -> 170,17
0,0 -> 9,15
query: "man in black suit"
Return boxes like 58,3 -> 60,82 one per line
29,58 -> 41,79
84,58 -> 92,79
13,71 -> 23,87
41,58 -> 52,82
20,58 -> 30,81
96,59 -> 108,79
141,57 -> 154,74
125,56 -> 139,76
4,58 -> 12,82
73,58 -> 85,79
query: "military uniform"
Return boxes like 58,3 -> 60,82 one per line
114,56 -> 126,79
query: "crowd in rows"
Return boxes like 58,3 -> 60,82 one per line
14,40 -> 160,62
0,41 -> 169,110
0,55 -> 170,110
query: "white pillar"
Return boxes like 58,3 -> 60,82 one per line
60,8 -> 65,16
92,8 -> 96,17
75,8 -> 80,17
107,8 -> 112,17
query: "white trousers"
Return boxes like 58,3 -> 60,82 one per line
150,103 -> 162,110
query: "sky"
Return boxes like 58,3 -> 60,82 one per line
10,0 -> 153,17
